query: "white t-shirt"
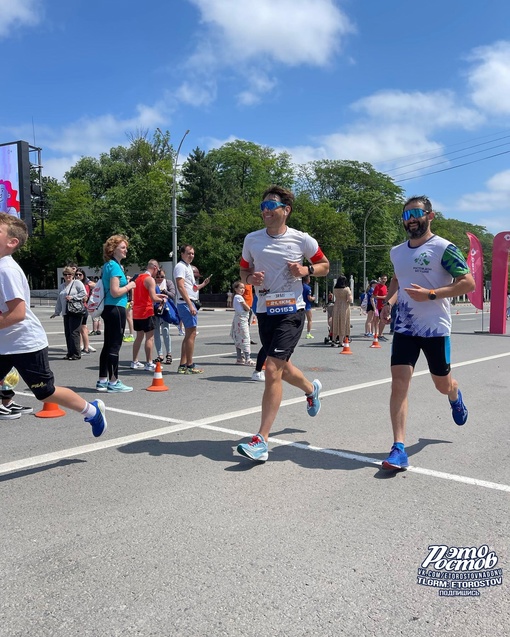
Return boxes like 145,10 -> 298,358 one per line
0,255 -> 49,354
233,293 -> 249,317
241,227 -> 322,313
173,261 -> 198,303
391,235 -> 470,337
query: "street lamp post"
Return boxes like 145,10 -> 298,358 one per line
362,207 -> 375,290
171,129 -> 190,273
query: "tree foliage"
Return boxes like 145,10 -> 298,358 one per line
18,134 -> 496,293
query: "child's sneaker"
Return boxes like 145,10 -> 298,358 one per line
306,332 -> 314,339
84,400 -> 107,437
5,401 -> 34,415
0,404 -> 21,420
382,444 -> 409,470
237,434 -> 269,462
96,380 -> 108,392
130,361 -> 144,369
144,362 -> 156,372
177,365 -> 187,374
449,389 -> 468,426
306,379 -> 322,417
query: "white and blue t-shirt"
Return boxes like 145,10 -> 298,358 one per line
391,235 -> 470,337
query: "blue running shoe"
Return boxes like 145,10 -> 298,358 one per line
85,400 -> 107,438
107,380 -> 133,393
382,444 -> 409,470
306,379 -> 322,417
96,380 -> 108,392
449,390 -> 468,426
237,434 -> 269,462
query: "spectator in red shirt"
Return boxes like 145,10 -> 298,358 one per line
373,275 -> 389,340
131,260 -> 166,371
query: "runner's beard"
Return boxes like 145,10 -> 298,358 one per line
405,218 -> 429,239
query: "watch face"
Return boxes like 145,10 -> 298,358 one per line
429,292 -> 436,300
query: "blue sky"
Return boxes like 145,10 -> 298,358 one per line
2,0 -> 510,233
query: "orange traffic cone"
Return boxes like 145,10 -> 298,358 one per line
146,361 -> 169,392
370,333 -> 382,349
340,338 -> 353,355
35,402 -> 66,418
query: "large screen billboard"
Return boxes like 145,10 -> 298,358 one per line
0,141 -> 32,235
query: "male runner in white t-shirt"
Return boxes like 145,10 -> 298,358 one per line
379,195 -> 475,470
237,185 -> 330,462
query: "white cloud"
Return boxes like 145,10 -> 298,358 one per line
176,80 -> 217,107
456,168 -> 510,212
188,0 -> 354,67
352,90 -> 483,130
0,0 -> 42,37
467,41 -> 510,115
236,71 -> 277,106
180,0 -> 354,107
275,90 -> 484,180
43,155 -> 82,181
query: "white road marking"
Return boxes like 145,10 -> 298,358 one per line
0,421 -> 195,476
3,352 -> 510,492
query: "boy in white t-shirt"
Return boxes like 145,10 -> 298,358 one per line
0,213 -> 106,435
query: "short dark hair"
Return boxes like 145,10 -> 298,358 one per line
262,185 -> 294,213
403,195 -> 432,213
180,244 -> 194,255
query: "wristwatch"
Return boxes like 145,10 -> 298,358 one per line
428,290 -> 437,300
307,265 -> 315,275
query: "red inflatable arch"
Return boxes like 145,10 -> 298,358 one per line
489,231 -> 510,334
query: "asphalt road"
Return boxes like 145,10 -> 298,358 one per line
1,305 -> 509,636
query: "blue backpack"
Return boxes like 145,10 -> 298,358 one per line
154,286 -> 179,325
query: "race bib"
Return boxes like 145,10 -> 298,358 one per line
265,292 -> 297,315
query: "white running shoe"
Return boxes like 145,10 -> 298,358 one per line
130,361 -> 145,369
251,370 -> 265,382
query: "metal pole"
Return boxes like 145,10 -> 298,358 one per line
171,129 -> 190,273
362,208 -> 373,291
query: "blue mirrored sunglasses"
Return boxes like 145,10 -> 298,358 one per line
402,208 -> 427,221
260,200 -> 286,211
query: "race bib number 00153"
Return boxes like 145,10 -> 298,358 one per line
265,292 -> 297,315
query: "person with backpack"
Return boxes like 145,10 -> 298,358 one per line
51,267 -> 87,360
75,269 -> 96,354
96,235 -> 137,393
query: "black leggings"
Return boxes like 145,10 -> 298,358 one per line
99,305 -> 126,380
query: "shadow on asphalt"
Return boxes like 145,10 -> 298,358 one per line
0,458 -> 86,483
116,436 -> 452,475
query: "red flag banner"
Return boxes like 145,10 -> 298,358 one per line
466,232 -> 484,310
